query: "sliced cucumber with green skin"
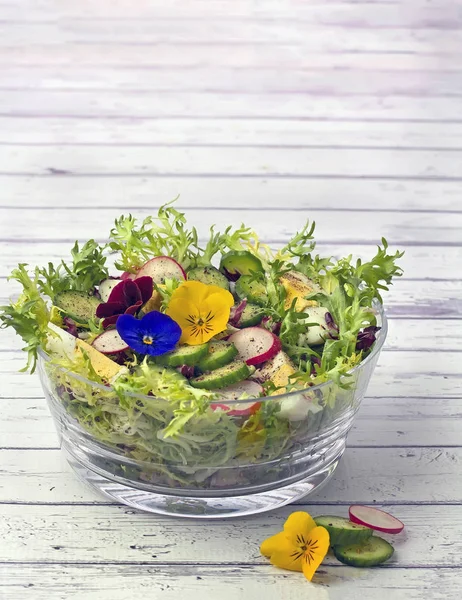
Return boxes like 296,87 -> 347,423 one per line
54,291 -> 101,324
198,341 -> 238,372
187,266 -> 229,290
333,537 -> 394,568
157,343 -> 209,367
190,360 -> 251,390
220,250 -> 264,281
235,276 -> 268,306
314,516 -> 373,547
237,303 -> 265,327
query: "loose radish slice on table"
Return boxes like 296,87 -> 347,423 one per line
228,327 -> 281,366
92,330 -> 129,355
349,505 -> 405,534
135,256 -> 186,284
99,278 -> 123,303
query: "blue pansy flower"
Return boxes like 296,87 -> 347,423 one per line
116,311 -> 182,356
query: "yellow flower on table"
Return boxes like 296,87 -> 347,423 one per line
260,512 -> 330,582
165,280 -> 235,345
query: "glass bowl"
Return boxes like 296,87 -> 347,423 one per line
37,307 -> 387,518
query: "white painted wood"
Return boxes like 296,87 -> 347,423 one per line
1,208 -> 462,246
1,564 -> 460,600
2,395 -> 461,450
2,146 -> 462,179
2,177 -> 462,212
1,446 -> 461,504
0,503 -> 459,566
2,90 -> 462,121
1,348 -> 461,399
0,240 -> 461,281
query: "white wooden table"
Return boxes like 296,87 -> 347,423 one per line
1,1 -> 462,598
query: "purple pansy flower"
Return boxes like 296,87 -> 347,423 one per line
116,310 -> 182,356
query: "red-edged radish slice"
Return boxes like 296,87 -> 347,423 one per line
135,256 -> 186,283
121,271 -> 137,281
349,505 -> 405,534
217,380 -> 264,400
92,330 -> 129,355
228,327 -> 281,366
211,401 -> 262,417
99,278 -> 123,303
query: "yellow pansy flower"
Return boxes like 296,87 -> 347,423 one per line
260,512 -> 330,582
165,280 -> 234,345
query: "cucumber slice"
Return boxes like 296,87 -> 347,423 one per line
198,341 -> 238,372
190,360 -> 251,390
54,291 -> 101,324
333,537 -> 394,568
220,250 -> 264,281
235,276 -> 268,306
157,343 -> 209,367
187,266 -> 230,290
314,516 -> 373,547
237,303 -> 265,327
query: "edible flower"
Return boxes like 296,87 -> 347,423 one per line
260,511 -> 330,582
116,310 -> 181,356
165,280 -> 234,345
96,277 -> 153,329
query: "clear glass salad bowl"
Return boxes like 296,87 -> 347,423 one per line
38,308 -> 386,519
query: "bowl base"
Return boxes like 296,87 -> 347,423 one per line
66,451 -> 342,519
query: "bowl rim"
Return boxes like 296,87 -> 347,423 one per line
38,304 -> 387,405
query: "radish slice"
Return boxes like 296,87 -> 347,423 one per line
121,271 -> 137,281
92,330 -> 129,355
135,256 -> 186,284
228,327 -> 281,366
99,278 -> 123,303
349,505 -> 405,534
211,401 -> 261,417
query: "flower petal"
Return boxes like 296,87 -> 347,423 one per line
301,526 -> 330,582
96,301 -> 126,319
283,511 -> 317,547
135,276 -> 154,304
125,300 -> 143,316
260,531 -> 287,558
268,537 -> 304,573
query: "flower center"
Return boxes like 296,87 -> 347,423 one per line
143,335 -> 154,345
185,311 -> 215,337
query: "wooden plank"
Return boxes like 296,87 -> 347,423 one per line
3,118 -> 462,151
1,91 -> 462,121
1,347 -> 461,398
0,446 -> 461,505
2,395 -> 461,450
1,208 -> 461,246
2,146 -> 462,179
0,564 -> 460,600
0,240 -> 461,281
1,177 -> 462,212
4,46 -> 462,72
2,2 -> 462,28
0,503 -> 459,567
3,65 -> 462,96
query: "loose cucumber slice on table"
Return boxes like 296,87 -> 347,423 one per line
314,516 -> 373,547
187,266 -> 230,290
198,341 -> 238,372
333,537 -> 394,567
220,250 -> 264,281
190,360 -> 252,390
157,343 -> 209,367
54,291 -> 101,324
237,303 -> 265,327
235,276 -> 268,306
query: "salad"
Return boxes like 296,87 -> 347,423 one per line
0,202 -> 403,490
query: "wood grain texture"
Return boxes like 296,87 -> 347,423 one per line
0,503 -> 459,566
1,564 -> 461,600
1,447 -> 461,505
